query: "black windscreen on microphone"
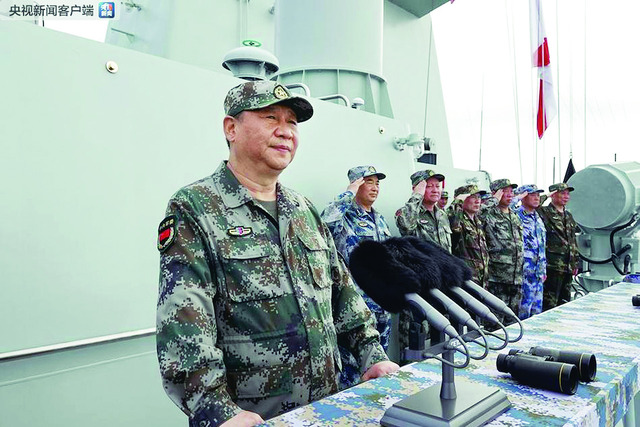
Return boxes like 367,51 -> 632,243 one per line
404,237 -> 474,289
349,237 -> 477,313
348,239 -> 422,313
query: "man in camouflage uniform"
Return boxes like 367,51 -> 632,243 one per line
448,184 -> 490,289
156,80 -> 398,427
479,179 -> 524,324
511,184 -> 547,319
538,182 -> 579,310
437,190 -> 449,210
321,165 -> 392,389
395,170 -> 451,361
395,170 -> 451,251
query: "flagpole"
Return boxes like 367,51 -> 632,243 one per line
479,73 -> 484,171
422,19 -> 434,138
505,0 -> 524,184
583,0 -> 587,169
555,0 -> 561,182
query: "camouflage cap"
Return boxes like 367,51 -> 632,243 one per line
549,182 -> 575,192
347,165 -> 386,183
454,184 -> 487,198
515,184 -> 544,195
490,178 -> 518,192
410,169 -> 445,186
224,80 -> 313,122
441,191 -> 449,198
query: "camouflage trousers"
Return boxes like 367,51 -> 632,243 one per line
338,308 -> 390,389
518,270 -> 543,320
487,280 -> 522,326
543,270 -> 572,311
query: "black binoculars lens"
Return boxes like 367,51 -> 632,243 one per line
497,352 -> 579,395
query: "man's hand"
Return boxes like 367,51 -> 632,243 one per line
492,188 -> 504,202
347,177 -> 364,195
220,411 -> 264,427
361,360 -> 400,381
516,191 -> 528,200
413,179 -> 427,196
455,193 -> 470,202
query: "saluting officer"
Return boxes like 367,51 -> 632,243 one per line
395,169 -> 451,252
448,184 -> 490,289
478,179 -> 524,324
321,165 -> 392,388
395,169 -> 450,362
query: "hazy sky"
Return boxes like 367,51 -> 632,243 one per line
432,0 -> 639,188
44,0 -> 639,189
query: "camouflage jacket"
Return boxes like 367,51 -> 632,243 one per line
513,206 -> 547,279
447,202 -> 490,288
156,162 -> 387,425
479,200 -> 524,285
395,192 -> 452,252
320,191 -> 392,261
538,205 -> 579,273
321,191 -> 392,317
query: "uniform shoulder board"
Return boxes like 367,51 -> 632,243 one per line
157,215 -> 178,252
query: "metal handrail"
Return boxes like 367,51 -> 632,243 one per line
284,83 -> 311,97
0,327 -> 156,361
318,94 -> 350,107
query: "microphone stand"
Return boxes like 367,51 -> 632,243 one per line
381,311 -> 512,426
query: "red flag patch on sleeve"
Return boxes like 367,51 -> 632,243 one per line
157,215 -> 177,252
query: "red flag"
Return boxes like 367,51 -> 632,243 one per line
530,0 -> 556,139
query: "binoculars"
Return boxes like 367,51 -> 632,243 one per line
633,295 -> 640,306
497,347 -> 597,395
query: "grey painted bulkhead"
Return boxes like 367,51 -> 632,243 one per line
0,2 -> 488,425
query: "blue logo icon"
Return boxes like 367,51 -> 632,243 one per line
98,2 -> 115,18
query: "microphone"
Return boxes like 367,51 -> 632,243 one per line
427,288 -> 481,332
446,286 -> 501,326
427,288 -> 490,359
404,237 -> 474,289
348,238 -> 422,313
404,293 -> 460,340
461,280 -> 523,342
462,280 -> 518,320
349,239 -> 461,340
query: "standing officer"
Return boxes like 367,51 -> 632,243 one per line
448,184 -> 490,289
156,80 -> 398,427
512,184 -> 547,319
395,170 -> 450,361
438,190 -> 449,210
538,182 -> 579,310
321,165 -> 392,388
395,170 -> 451,252
479,179 -> 524,323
